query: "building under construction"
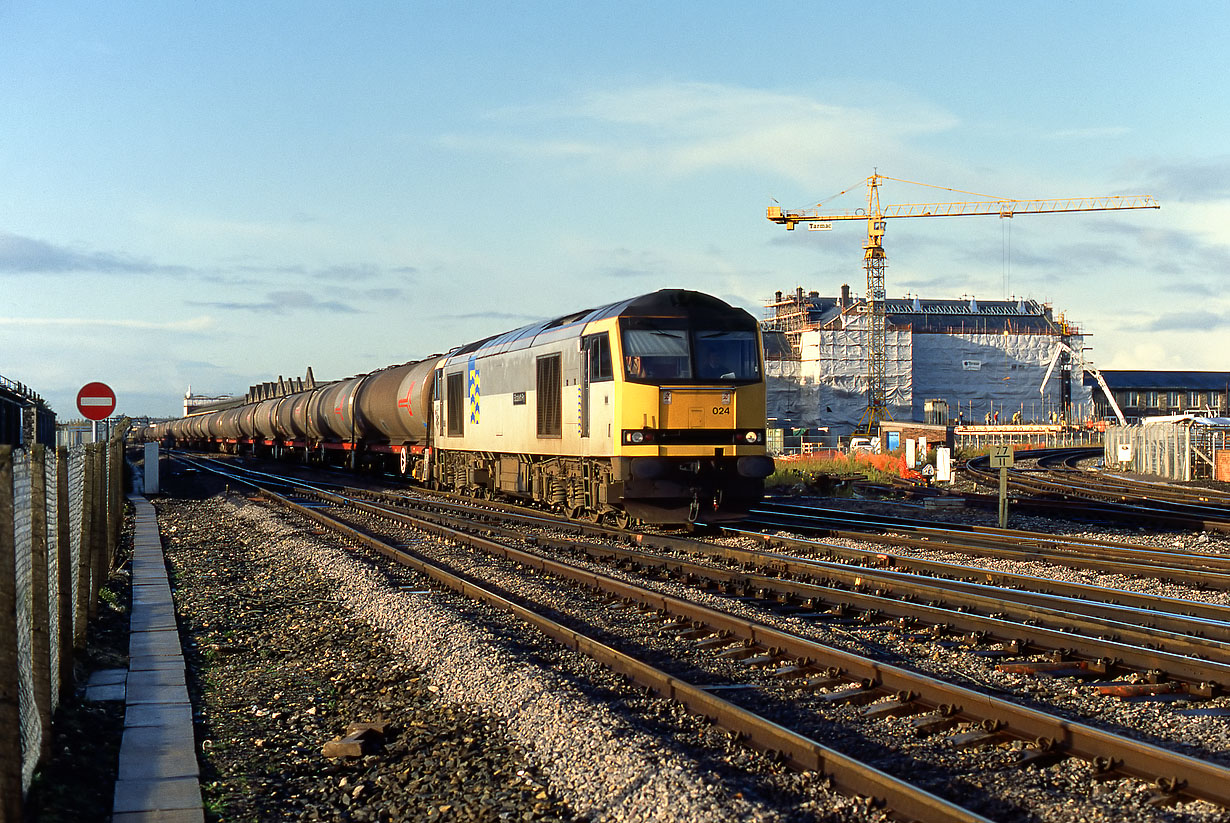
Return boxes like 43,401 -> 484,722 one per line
764,286 -> 1094,436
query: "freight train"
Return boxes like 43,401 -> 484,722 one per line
145,289 -> 775,524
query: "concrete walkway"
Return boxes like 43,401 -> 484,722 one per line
111,495 -> 203,822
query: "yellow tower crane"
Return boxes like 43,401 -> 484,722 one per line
767,173 -> 1159,435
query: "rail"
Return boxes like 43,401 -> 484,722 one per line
177,457 -> 989,822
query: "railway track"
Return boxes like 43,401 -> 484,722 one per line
748,501 -> 1230,588
172,453 -> 1230,820
964,449 -> 1230,532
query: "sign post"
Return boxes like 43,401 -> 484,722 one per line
76,382 -> 117,443
988,444 -> 1015,527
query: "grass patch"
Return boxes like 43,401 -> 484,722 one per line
768,453 -> 901,487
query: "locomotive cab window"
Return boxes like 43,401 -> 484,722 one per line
621,327 -> 690,381
620,318 -> 760,384
694,330 -> 760,381
446,372 -> 465,436
536,354 -> 562,438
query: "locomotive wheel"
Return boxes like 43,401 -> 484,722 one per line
614,511 -> 633,530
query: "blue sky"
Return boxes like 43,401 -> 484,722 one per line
2,2 -> 1227,417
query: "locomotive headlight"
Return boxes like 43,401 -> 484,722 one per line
630,431 -> 645,444
744,430 -> 761,444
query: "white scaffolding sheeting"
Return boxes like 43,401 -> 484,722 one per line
913,332 -> 1091,424
766,325 -> 1091,436
774,321 -> 912,434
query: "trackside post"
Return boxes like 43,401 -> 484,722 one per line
989,445 -> 1015,527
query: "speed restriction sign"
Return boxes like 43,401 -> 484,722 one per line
989,445 -> 1015,469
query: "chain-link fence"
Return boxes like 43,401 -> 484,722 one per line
0,438 -> 124,822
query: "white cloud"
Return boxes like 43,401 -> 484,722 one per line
0,316 -> 215,331
448,81 -> 958,182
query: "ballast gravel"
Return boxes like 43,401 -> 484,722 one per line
147,465 -> 1230,823
155,481 -> 875,822
341,506 -> 1229,822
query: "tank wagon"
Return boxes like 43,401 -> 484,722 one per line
150,289 -> 775,524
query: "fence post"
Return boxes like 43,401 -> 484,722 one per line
99,446 -> 109,575
55,448 -> 72,694
108,441 -> 116,552
111,440 -> 122,550
75,447 -> 92,644
86,445 -> 102,620
94,444 -> 109,601
0,445 -> 22,823
28,446 -> 51,763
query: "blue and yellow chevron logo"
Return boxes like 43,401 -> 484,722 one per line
467,355 -> 481,424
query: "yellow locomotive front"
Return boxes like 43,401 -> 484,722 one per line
607,290 -> 774,523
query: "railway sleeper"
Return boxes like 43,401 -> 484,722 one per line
911,710 -> 962,738
817,679 -> 881,706
717,644 -> 762,660
740,653 -> 780,667
694,633 -> 739,650
678,626 -> 715,640
860,691 -> 928,720
948,719 -> 1008,750
1014,737 -> 1068,770
996,660 -> 1099,678
771,664 -> 809,679
782,667 -> 846,691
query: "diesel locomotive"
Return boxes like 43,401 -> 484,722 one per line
148,289 -> 775,524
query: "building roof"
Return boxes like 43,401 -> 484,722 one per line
1091,371 -> 1230,391
766,288 -> 1069,335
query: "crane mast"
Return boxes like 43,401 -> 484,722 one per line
768,173 -> 1159,435
862,177 -> 888,436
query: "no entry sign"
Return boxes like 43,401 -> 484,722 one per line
76,381 -> 116,421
